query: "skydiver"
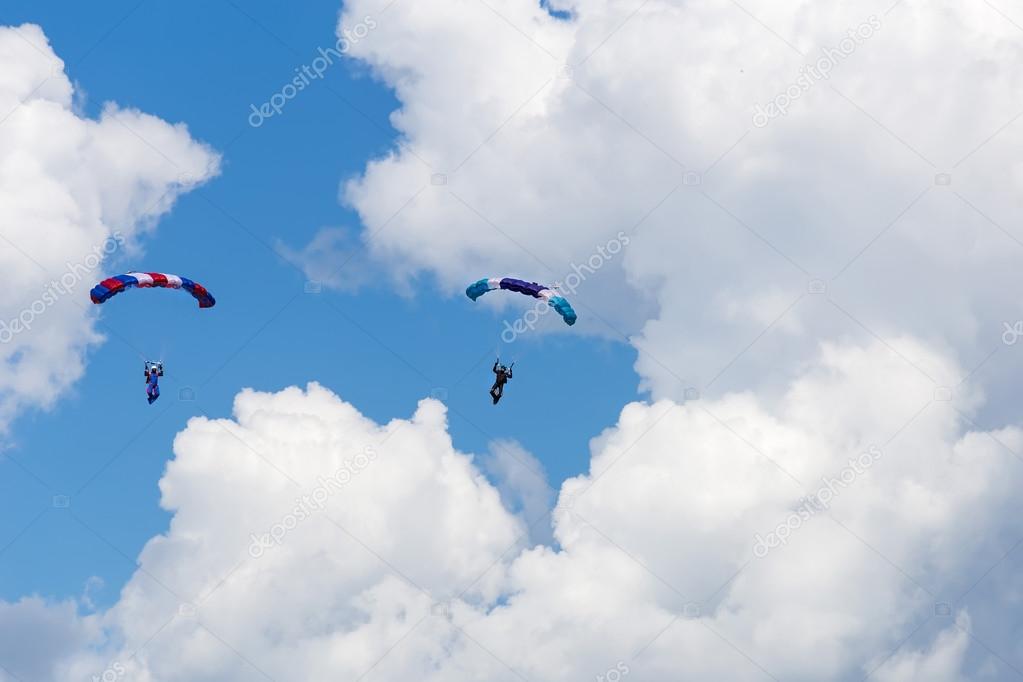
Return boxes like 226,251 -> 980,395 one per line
490,359 -> 513,405
145,362 -> 161,405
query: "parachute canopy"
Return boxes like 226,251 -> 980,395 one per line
90,272 -> 215,309
466,277 -> 576,325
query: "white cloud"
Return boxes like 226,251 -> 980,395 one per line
0,23 -> 219,435
275,226 -> 369,291
481,439 -> 555,546
322,0 -> 1023,413
3,339 -> 1019,680
0,597 -> 99,681
870,613 -> 971,682
4,2 -> 1023,680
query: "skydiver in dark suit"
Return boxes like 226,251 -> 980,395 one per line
490,359 -> 513,404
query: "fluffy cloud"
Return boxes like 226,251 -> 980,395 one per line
872,615 -> 971,682
275,226 -> 370,292
7,339 -> 1020,681
0,23 -> 219,435
5,1 -> 1023,680
329,0 -> 1023,411
481,438 -> 556,545
0,597 -> 99,681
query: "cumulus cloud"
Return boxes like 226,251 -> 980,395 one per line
481,439 -> 555,545
319,0 -> 1023,413
3,339 -> 1020,680
275,226 -> 370,291
4,2 -> 1023,680
0,23 -> 219,435
871,614 -> 971,682
0,597 -> 99,681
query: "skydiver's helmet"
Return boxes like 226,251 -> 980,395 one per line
499,365 -> 508,373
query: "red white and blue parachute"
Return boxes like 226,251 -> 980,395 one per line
90,272 -> 215,309
466,277 -> 576,325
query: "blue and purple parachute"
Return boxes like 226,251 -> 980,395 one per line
90,272 -> 215,309
466,277 -> 577,325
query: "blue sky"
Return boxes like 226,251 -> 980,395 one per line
0,0 -> 637,607
4,2 -> 1023,679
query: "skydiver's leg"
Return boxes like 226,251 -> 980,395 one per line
491,383 -> 503,404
